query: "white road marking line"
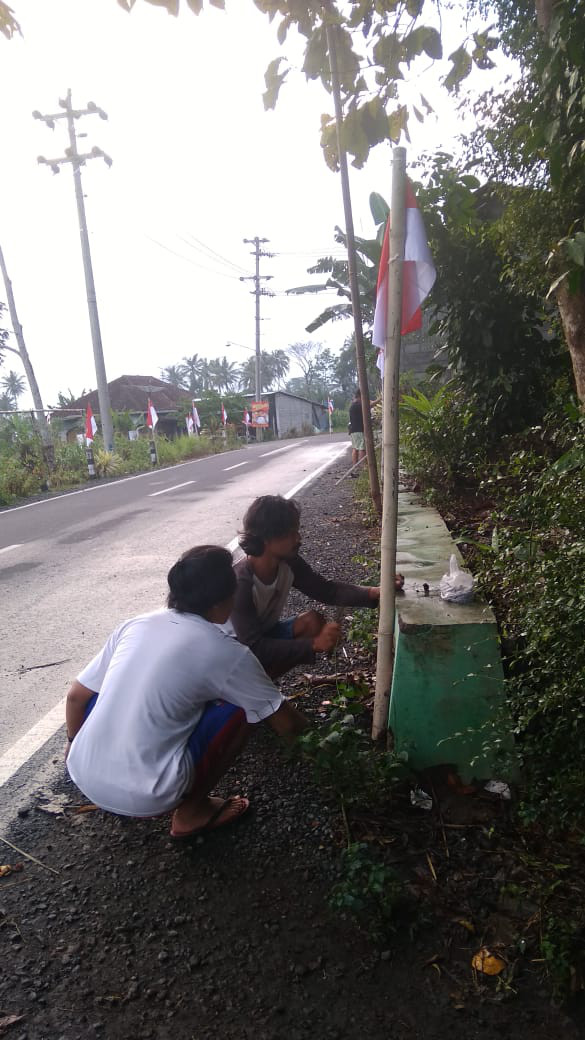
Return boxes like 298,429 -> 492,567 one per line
260,441 -> 306,458
0,543 -> 23,555
284,444 -> 349,500
0,696 -> 67,789
224,462 -> 249,472
0,441 -> 348,790
148,480 -> 195,497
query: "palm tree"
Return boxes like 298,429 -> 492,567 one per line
160,364 -> 187,389
271,350 -> 290,387
181,354 -> 203,394
1,369 -> 26,407
218,355 -> 238,392
0,391 -> 14,412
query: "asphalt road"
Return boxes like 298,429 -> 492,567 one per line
0,434 -> 349,794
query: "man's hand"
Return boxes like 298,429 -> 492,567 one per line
367,576 -> 405,602
312,622 -> 341,653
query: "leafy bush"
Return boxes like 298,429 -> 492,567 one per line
400,380 -> 488,502
0,456 -> 41,503
472,410 -> 585,829
330,842 -> 405,939
94,449 -> 124,478
298,715 -> 407,810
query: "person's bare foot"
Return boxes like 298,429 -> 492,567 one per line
170,795 -> 249,838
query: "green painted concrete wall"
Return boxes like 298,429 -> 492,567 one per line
388,491 -> 514,782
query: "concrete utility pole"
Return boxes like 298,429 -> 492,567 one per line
241,237 -> 274,440
34,89 -> 115,451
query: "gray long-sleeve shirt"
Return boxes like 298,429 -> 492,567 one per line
230,554 -> 375,674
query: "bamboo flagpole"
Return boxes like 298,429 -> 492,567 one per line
372,148 -> 407,741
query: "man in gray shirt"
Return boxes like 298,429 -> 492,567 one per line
230,495 -> 400,679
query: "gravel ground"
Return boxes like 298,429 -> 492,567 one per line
0,459 -> 582,1039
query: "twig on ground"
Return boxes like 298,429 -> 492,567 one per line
0,835 -> 60,876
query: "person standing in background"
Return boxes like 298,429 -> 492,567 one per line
348,387 -> 366,474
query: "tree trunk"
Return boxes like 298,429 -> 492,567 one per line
557,282 -> 585,404
325,20 -> 382,516
0,242 -> 54,470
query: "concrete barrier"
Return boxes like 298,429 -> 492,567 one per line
389,491 -> 514,783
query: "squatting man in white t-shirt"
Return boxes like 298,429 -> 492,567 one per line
65,545 -> 308,839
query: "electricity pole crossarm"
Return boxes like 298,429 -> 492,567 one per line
35,89 -> 114,451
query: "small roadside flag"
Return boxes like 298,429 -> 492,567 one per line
146,398 -> 158,429
327,398 -> 334,414
221,402 -> 228,426
373,179 -> 436,376
192,405 -> 201,429
85,404 -> 97,444
185,414 -> 194,435
243,409 -> 251,425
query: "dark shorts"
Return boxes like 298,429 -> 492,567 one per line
266,616 -> 296,639
83,695 -> 246,788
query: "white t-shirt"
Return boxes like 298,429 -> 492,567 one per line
252,561 -> 294,630
66,608 -> 283,817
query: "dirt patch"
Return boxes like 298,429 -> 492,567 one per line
0,462 -> 582,1039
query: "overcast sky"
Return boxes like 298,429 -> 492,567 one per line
0,0 -> 500,409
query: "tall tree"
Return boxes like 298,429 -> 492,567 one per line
181,354 -> 203,394
0,245 -> 53,460
160,364 -> 187,389
465,0 -> 585,402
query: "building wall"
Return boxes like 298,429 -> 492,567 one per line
273,395 -> 327,437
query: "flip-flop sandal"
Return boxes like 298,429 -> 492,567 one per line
170,796 -> 250,840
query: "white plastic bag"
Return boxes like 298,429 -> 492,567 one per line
439,553 -> 475,604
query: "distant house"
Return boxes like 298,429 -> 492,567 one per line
53,375 -> 189,441
242,391 -> 328,438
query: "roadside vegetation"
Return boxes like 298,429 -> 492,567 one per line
0,412 -> 241,506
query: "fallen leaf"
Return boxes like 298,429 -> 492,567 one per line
0,1013 -> 26,1033
73,804 -> 99,814
0,865 -> 12,877
472,947 -> 506,975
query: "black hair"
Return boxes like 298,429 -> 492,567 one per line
239,495 -> 301,557
167,545 -> 236,615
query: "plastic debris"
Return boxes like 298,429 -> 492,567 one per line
440,554 -> 475,604
471,947 -> 506,975
485,780 -> 512,800
410,787 -> 433,811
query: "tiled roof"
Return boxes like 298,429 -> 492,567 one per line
69,375 -> 188,414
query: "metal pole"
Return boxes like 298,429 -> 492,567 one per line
372,147 -> 407,742
64,89 -> 114,451
254,240 -> 261,404
325,20 -> 382,517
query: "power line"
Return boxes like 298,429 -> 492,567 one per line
144,234 -> 245,280
179,233 -> 251,276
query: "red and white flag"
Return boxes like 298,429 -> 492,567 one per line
221,403 -> 228,426
85,404 -> 97,444
146,398 -> 158,429
373,180 -> 436,376
327,398 -> 334,414
243,409 -> 251,425
192,404 -> 201,429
